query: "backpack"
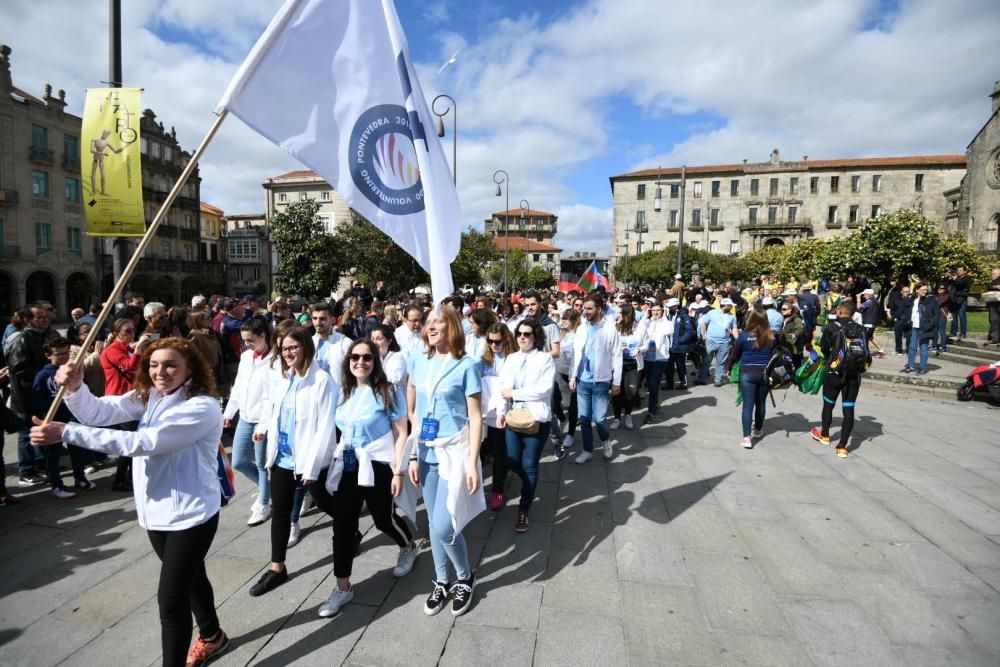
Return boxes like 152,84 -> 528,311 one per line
829,321 -> 870,376
764,344 -> 797,390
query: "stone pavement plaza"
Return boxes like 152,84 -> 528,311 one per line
1,384 -> 999,666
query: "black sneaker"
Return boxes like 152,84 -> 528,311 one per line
643,413 -> 653,425
249,567 -> 288,596
553,445 -> 568,461
450,573 -> 476,617
18,474 -> 45,487
515,512 -> 529,533
423,581 -> 450,616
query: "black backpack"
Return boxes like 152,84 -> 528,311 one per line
764,344 -> 797,390
829,321 -> 870,376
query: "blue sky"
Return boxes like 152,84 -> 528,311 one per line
5,0 -> 999,255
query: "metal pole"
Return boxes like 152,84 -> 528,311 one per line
520,199 -> 529,291
108,0 -> 130,305
676,165 -> 687,275
432,94 -> 456,184
43,111 -> 230,424
493,170 -> 509,294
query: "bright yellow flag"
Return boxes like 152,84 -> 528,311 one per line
81,88 -> 145,237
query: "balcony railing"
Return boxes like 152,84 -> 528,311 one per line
0,189 -> 17,205
62,153 -> 80,171
180,227 -> 199,241
156,225 -> 179,238
825,221 -> 842,229
29,145 -> 55,164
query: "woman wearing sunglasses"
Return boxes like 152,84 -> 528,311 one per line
497,318 -> 554,533
248,327 -> 337,597
315,339 -> 419,618
406,305 -> 483,617
480,322 -> 515,511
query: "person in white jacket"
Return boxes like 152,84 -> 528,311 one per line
30,338 -> 231,667
310,302 -> 351,384
569,294 -> 622,463
610,304 -> 647,431
248,327 -> 338,597
643,300 -> 674,423
497,317 -> 555,534
223,315 -> 274,527
314,338 -> 419,619
371,324 -> 408,392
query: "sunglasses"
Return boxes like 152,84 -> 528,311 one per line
349,353 -> 374,363
120,328 -> 135,334
487,338 -> 504,345
517,331 -> 534,338
281,345 -> 302,355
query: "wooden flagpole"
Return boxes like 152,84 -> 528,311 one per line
42,110 -> 230,424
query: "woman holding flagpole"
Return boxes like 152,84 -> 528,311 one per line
406,305 -> 484,617
30,339 -> 231,667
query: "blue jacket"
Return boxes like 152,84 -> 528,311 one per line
669,311 -> 696,353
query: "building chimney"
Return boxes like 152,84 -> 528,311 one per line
770,148 -> 780,165
0,45 -> 11,92
992,80 -> 1000,114
802,155 -> 808,162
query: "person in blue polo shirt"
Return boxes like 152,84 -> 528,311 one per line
698,299 -> 738,386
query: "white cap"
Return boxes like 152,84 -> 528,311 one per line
720,298 -> 734,306
762,296 -> 775,306
782,288 -> 797,296
699,301 -> 712,309
801,283 -> 813,290
666,298 -> 680,307
862,288 -> 875,295
645,297 -> 658,304
675,273 -> 682,279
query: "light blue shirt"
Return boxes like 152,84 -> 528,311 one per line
276,375 -> 301,470
766,308 -> 784,333
335,385 -> 405,448
478,353 -> 505,379
703,309 -> 736,342
408,354 -> 482,463
578,322 -> 598,383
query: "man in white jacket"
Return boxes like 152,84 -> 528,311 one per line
568,294 -> 622,463
310,303 -> 352,386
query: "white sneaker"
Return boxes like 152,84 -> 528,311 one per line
318,587 -> 353,618
602,440 -> 613,460
393,542 -> 419,577
623,415 -> 635,430
50,487 -> 76,500
609,418 -> 621,430
301,495 -> 314,515
741,437 -> 753,449
562,434 -> 575,449
248,502 -> 271,526
575,451 -> 593,464
287,522 -> 302,548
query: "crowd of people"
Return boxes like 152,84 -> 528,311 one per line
3,264 -> 997,665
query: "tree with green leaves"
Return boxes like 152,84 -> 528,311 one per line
487,248 -> 530,293
333,213 -> 428,295
451,228 -> 501,290
270,199 -> 341,296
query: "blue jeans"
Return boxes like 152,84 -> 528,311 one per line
907,329 -> 929,370
505,421 -> 550,512
936,317 -> 948,353
949,300 -> 967,337
703,338 -> 732,384
645,360 -> 667,414
232,419 -> 270,505
576,380 -> 610,453
739,372 -> 768,438
419,460 -> 472,582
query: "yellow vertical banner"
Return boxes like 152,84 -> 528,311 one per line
81,87 -> 146,237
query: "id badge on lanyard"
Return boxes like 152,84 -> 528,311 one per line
420,358 -> 456,444
341,393 -> 364,471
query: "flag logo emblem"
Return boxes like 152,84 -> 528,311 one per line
350,104 -> 424,215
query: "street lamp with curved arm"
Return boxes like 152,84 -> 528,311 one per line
493,169 -> 510,293
432,94 -> 456,184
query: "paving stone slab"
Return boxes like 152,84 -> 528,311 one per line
779,597 -> 900,667
439,623 -> 536,667
250,601 -> 377,666
541,547 -> 620,616
0,614 -> 102,666
780,502 -> 892,571
533,606 -> 625,666
613,517 -> 690,586
711,630 -> 814,667
734,519 -> 846,598
618,580 -> 715,665
667,499 -> 748,556
684,551 -> 789,635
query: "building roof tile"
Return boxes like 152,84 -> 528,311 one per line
493,236 -> 562,252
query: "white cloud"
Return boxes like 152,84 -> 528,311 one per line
4,0 -> 997,267
422,1 -> 450,25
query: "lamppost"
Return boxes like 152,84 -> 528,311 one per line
649,164 -> 686,275
520,199 -> 530,291
432,94 -> 456,184
493,170 -> 510,293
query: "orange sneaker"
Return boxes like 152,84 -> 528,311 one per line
810,427 -> 830,446
836,447 -> 848,458
186,630 -> 230,666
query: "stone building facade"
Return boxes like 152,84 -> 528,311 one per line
484,208 -> 558,244
223,212 -> 271,297
0,44 -> 97,316
955,81 -> 1000,252
609,150 -> 966,275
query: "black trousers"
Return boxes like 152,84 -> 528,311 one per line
147,513 -> 220,667
485,425 -> 508,491
559,374 -> 578,436
331,462 -> 411,578
988,302 -> 1000,343
893,319 -> 910,353
821,372 -> 862,447
665,353 -> 688,388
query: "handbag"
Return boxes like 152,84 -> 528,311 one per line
216,443 -> 237,507
506,406 -> 539,434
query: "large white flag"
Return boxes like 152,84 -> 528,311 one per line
217,0 -> 460,305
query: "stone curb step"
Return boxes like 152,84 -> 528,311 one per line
864,369 -> 966,391
863,378 -> 960,399
937,349 -> 998,366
